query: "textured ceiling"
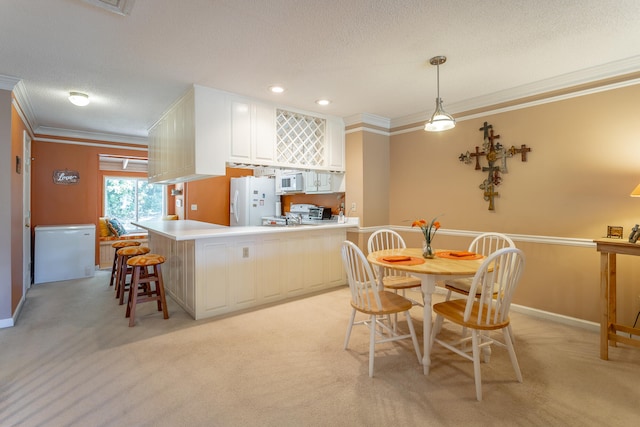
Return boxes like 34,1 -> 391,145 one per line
1,0 -> 640,142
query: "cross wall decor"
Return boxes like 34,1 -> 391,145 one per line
458,122 -> 531,211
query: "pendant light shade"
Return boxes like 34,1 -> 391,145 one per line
424,56 -> 455,132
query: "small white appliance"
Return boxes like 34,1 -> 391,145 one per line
230,176 -> 277,226
280,172 -> 303,192
34,224 -> 96,284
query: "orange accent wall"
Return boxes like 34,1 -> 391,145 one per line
10,97 -> 27,313
184,167 -> 253,225
31,139 -> 148,266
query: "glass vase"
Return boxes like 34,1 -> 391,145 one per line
423,241 -> 435,259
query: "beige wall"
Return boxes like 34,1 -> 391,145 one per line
379,83 -> 640,325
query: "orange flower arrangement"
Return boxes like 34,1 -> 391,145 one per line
412,217 -> 441,258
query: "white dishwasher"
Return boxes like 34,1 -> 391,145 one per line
34,224 -> 96,284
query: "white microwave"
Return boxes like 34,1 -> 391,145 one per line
281,173 -> 303,192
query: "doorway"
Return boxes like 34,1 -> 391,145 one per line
22,130 -> 32,294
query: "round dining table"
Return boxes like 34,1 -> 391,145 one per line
367,247 -> 487,375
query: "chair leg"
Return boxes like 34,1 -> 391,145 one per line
155,265 -> 169,319
482,331 -> 492,363
109,249 -> 118,287
343,309 -> 356,349
368,314 -> 376,377
444,289 -> 453,301
405,311 -> 422,363
431,314 -> 444,347
471,330 -> 483,401
503,327 -> 523,383
127,267 -> 141,327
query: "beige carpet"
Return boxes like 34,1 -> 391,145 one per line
1,270 -> 639,426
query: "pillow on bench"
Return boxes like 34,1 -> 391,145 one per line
106,218 -> 127,237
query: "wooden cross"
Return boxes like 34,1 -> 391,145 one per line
458,122 -> 532,211
481,181 -> 499,211
470,146 -> 485,170
508,144 -> 531,162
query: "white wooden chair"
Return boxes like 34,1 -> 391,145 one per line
367,229 -> 422,302
443,232 -> 515,302
440,232 -> 516,343
341,240 -> 422,377
431,247 -> 525,401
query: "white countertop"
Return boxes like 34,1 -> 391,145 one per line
132,218 -> 359,241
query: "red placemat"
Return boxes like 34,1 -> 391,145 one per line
436,251 -> 483,260
377,256 -> 425,266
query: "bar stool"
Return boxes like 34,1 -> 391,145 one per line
109,241 -> 141,288
115,246 -> 151,305
126,253 -> 169,327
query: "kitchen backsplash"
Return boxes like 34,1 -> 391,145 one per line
281,193 -> 345,216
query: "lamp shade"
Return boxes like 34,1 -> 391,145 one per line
424,98 -> 456,132
630,183 -> 640,197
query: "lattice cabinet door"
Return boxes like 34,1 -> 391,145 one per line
276,109 -> 326,168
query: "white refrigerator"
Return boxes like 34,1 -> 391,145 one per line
34,224 -> 96,284
230,176 -> 277,226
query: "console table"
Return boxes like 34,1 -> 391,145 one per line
594,238 -> 640,359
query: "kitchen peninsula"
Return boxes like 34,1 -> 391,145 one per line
133,219 -> 358,320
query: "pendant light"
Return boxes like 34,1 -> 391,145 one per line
424,55 -> 455,132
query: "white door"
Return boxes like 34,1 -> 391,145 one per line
22,131 -> 32,292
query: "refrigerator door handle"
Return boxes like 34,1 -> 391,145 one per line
231,189 -> 239,224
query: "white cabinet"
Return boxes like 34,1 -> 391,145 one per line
326,116 -> 345,171
149,84 -> 344,181
147,85 -> 228,184
228,97 -> 276,166
148,234 -> 196,317
147,227 -> 348,320
304,170 -> 332,193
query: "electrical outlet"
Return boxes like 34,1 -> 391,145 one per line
351,202 -> 357,212
191,204 -> 198,211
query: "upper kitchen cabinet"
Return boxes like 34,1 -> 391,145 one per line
148,85 -> 228,184
326,116 -> 345,171
275,109 -> 345,172
228,98 -> 277,166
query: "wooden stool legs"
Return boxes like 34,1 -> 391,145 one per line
109,241 -> 141,288
126,258 -> 169,327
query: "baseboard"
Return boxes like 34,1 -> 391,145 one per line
0,293 -> 26,329
509,303 -> 599,332
431,286 -> 600,332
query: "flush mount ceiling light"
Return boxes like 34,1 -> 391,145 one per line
269,85 -> 285,94
68,92 -> 90,107
316,99 -> 331,106
82,0 -> 135,16
424,55 -> 456,132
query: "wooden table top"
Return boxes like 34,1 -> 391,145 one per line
367,248 -> 487,276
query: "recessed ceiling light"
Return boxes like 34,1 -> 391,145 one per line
68,92 -> 90,107
269,85 -> 285,94
316,99 -> 331,106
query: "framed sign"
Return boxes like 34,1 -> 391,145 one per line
607,226 -> 623,239
53,169 -> 80,185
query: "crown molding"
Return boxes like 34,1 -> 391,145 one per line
391,55 -> 640,129
0,74 -> 20,91
12,80 -> 39,130
36,126 -> 148,146
344,113 -> 390,129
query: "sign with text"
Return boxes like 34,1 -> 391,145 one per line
53,170 -> 80,185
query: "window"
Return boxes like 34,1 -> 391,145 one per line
104,177 -> 165,230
